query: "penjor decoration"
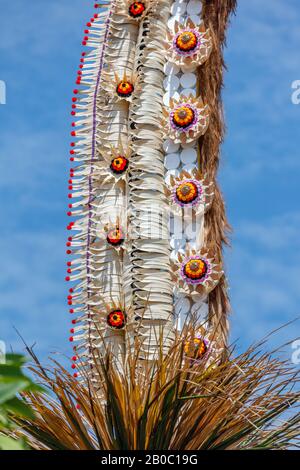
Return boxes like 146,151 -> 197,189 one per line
66,0 -> 236,379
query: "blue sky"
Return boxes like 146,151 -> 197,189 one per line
0,0 -> 299,362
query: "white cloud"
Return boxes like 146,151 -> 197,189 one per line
228,212 -> 300,348
222,0 -> 300,184
237,212 -> 300,250
0,0 -> 92,57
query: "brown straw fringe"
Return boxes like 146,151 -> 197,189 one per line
198,0 -> 237,347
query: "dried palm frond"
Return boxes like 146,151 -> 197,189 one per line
15,326 -> 300,450
67,0 -> 238,374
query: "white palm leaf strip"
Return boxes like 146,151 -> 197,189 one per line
126,0 -> 175,359
87,3 -> 141,367
69,2 -> 117,372
69,2 -> 139,375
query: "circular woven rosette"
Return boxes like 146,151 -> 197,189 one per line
98,141 -> 131,184
117,0 -> 157,22
162,95 -> 210,144
101,69 -> 140,104
112,70 -> 139,103
106,225 -> 126,249
166,19 -> 213,72
165,168 -> 214,216
99,301 -> 134,333
107,309 -> 127,330
171,248 -> 223,297
184,334 -> 210,360
101,216 -> 128,252
110,155 -> 129,175
183,326 -> 223,367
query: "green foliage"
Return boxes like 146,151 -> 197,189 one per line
0,354 -> 43,450
16,333 -> 300,450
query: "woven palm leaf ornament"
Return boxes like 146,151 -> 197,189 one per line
66,0 -> 236,377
